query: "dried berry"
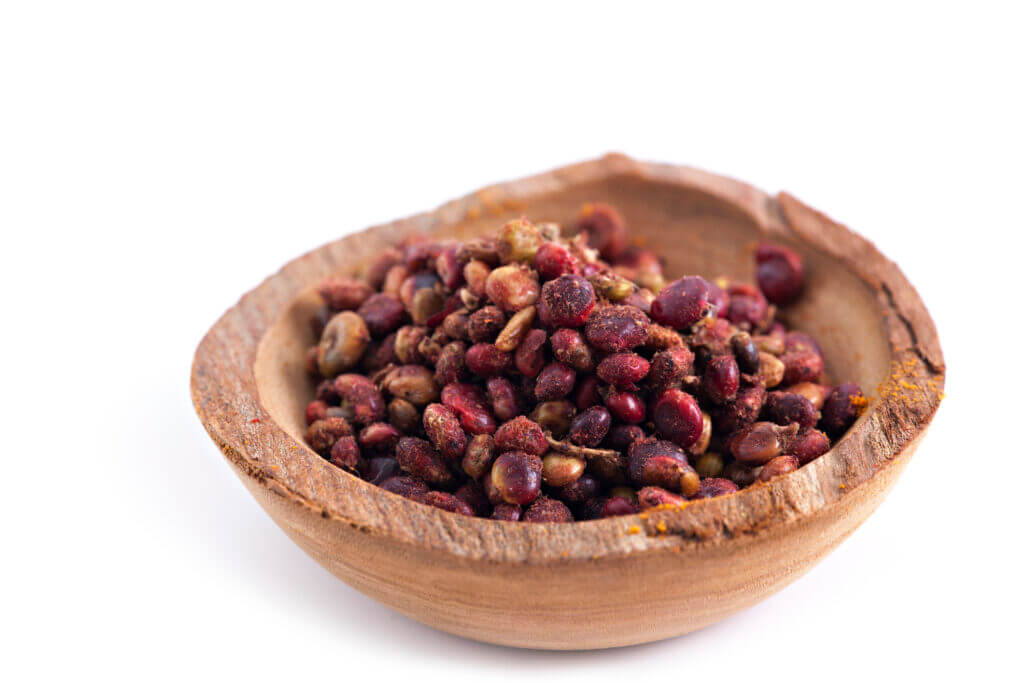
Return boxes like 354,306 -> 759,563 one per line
695,477 -> 740,499
357,293 -> 407,337
318,276 -> 373,311
550,328 -> 596,372
317,312 -> 371,376
494,416 -> 548,456
467,306 -> 506,343
366,456 -> 401,485
463,259 -> 491,297
646,346 -> 695,392
379,476 -> 429,502
539,274 -> 596,327
394,326 -> 429,365
820,382 -> 866,438
305,417 -> 354,456
395,436 -> 455,488
365,247 -> 403,290
541,454 -> 586,487
764,392 -> 820,429
757,351 -> 785,388
553,474 -> 601,505
461,434 -> 496,480
330,436 -> 363,474
585,305 -> 650,352
788,428 -> 831,465
533,241 -> 578,280
441,382 -> 497,435
651,276 -> 713,330
387,398 -> 419,434
491,503 -> 522,521
702,355 -> 740,404
485,376 -> 521,423
757,455 -> 800,482
334,374 -> 387,425
652,388 -> 704,449
422,403 -> 467,461
724,283 -> 769,329
305,400 -> 329,426
485,264 -> 540,312
453,480 -> 491,517
434,341 -> 469,386
573,374 -> 602,410
358,422 -> 401,456
465,343 -> 512,377
514,328 -> 547,377
605,390 -> 646,424
730,421 -> 800,465
779,332 -> 825,385
490,451 -> 543,505
496,218 -> 544,264
381,365 -> 439,407
534,362 -> 576,401
604,424 -> 646,452
730,332 -> 760,374
523,496 -> 574,522
787,382 -> 831,410
628,437 -> 700,496
756,242 -> 804,305
423,491 -> 475,516
577,202 -> 628,260
569,406 -> 612,447
596,352 -> 650,389
694,451 -> 724,478
637,486 -> 687,510
530,400 -> 576,438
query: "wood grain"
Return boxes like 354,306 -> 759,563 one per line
191,154 -> 944,649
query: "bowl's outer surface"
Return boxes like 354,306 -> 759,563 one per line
192,154 -> 944,649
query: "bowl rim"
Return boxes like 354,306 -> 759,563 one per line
191,153 -> 945,564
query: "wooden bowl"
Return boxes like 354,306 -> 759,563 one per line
191,154 -> 944,650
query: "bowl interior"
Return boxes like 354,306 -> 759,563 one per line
255,173 -> 891,475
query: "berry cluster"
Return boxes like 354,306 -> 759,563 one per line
301,204 -> 866,522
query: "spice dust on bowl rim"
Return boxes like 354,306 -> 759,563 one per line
191,154 -> 944,650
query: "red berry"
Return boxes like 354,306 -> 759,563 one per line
651,388 -> 704,449
650,276 -> 713,330
756,242 -> 804,305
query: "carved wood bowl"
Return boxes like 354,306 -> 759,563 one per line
191,154 -> 944,650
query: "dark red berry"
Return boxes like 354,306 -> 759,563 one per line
702,355 -> 740,404
568,406 -> 612,447
577,202 -> 628,260
651,276 -> 713,330
694,477 -> 740,499
651,388 -> 704,449
627,437 -> 700,496
357,293 -> 407,337
585,305 -> 650,352
788,428 -> 831,465
494,416 -> 548,456
605,390 -> 646,424
440,382 -> 497,435
513,328 -> 547,378
596,352 -> 650,388
756,242 -> 804,305
490,451 -> 543,505
764,392 -> 820,429
534,362 -> 576,401
820,382 -> 866,438
539,274 -> 596,327
523,496 -> 574,523
724,283 -> 769,329
533,242 -> 579,280
465,343 -> 512,377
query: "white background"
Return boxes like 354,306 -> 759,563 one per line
2,2 -> 1019,681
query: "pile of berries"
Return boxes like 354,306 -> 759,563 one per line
301,203 -> 866,522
